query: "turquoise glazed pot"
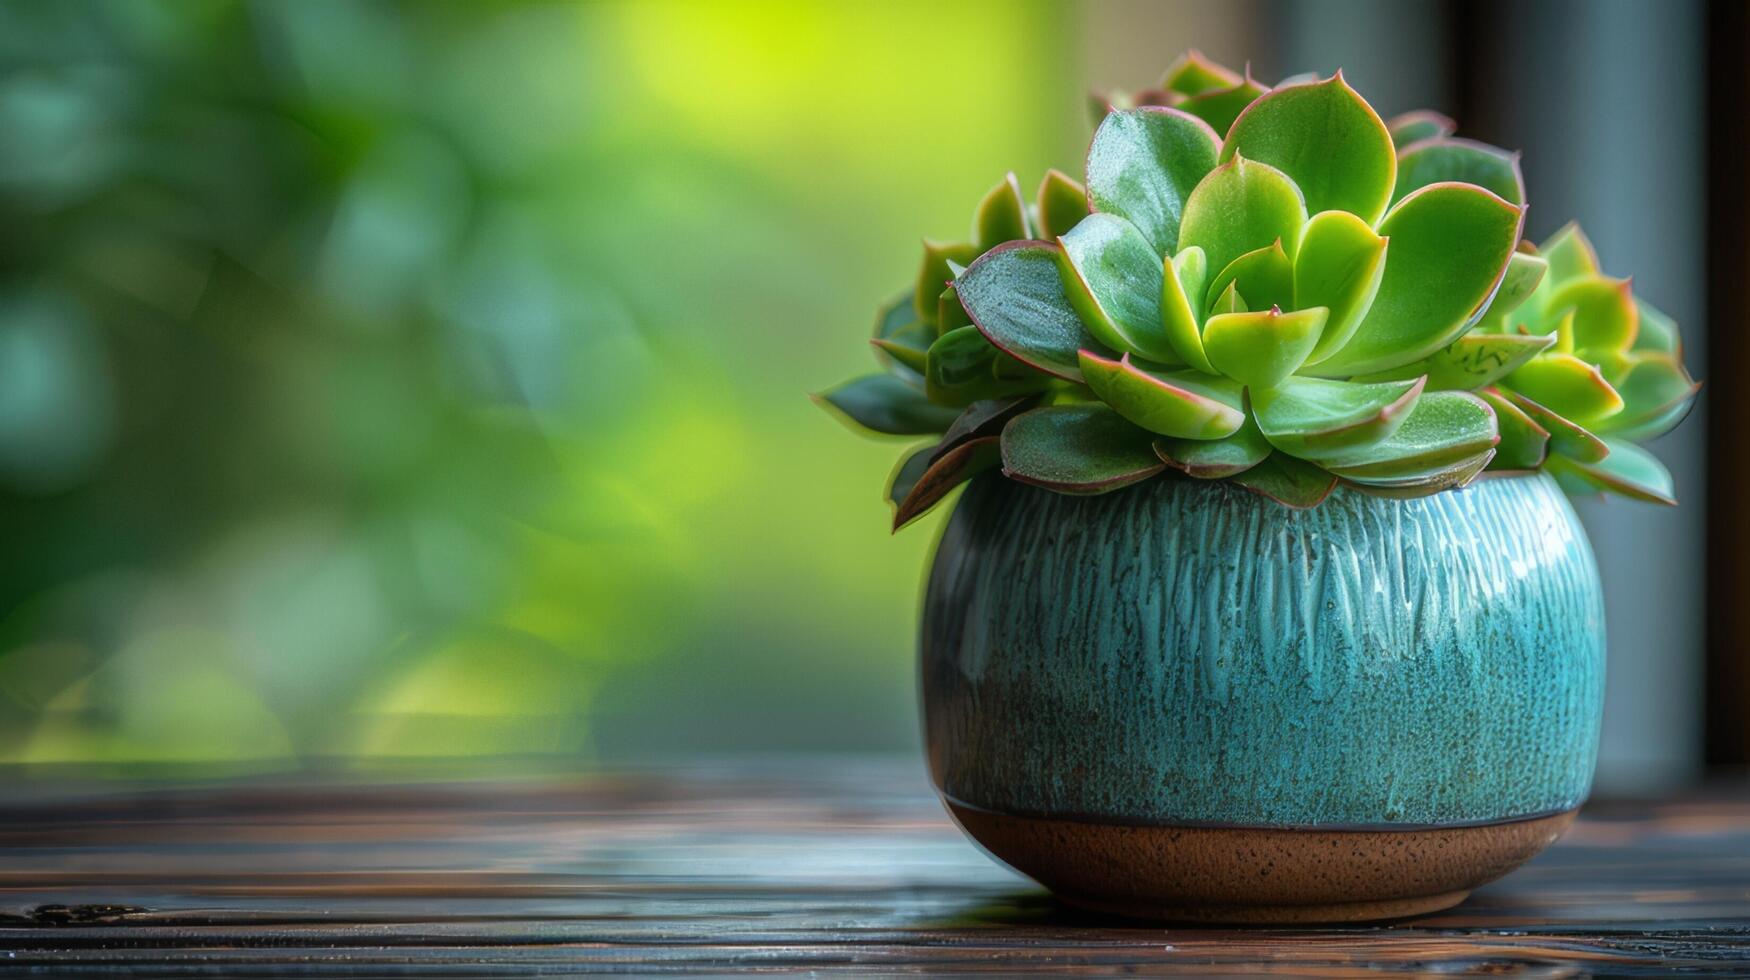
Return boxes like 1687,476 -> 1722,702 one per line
922,471 -> 1605,923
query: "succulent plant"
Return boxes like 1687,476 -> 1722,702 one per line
818,53 -> 1698,530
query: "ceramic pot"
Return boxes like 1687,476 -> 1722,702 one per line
921,471 -> 1604,923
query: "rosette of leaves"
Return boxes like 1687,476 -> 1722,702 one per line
817,52 -> 1697,530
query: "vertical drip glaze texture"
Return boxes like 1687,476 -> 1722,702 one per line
922,473 -> 1605,827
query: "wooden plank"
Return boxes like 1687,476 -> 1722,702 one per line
0,760 -> 1746,975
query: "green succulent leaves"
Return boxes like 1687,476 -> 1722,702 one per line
822,52 -> 1696,528
1057,213 -> 1177,363
1084,108 -> 1220,256
1000,403 -> 1165,493
1221,73 -> 1397,224
1393,138 -> 1525,207
1078,351 -> 1245,439
1208,239 -> 1295,313
1035,169 -> 1091,240
1156,415 -> 1271,478
1162,247 -> 1214,372
1317,391 -> 1498,484
1294,210 -> 1388,363
1178,72 -> 1268,137
1178,155 -> 1307,283
816,374 -> 962,436
956,241 -> 1107,382
1203,306 -> 1327,389
973,172 -> 1032,249
1387,109 -> 1456,147
1314,183 -> 1524,376
1251,375 -> 1423,459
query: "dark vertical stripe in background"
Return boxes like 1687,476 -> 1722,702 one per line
1706,0 -> 1748,769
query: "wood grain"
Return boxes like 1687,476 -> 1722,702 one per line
0,759 -> 1745,975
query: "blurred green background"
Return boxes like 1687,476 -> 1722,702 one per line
0,0 -> 1708,782
0,0 -> 1094,768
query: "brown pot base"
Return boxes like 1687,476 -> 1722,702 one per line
1056,887 -> 1473,924
948,802 -> 1575,925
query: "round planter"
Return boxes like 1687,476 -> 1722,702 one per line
921,471 -> 1605,923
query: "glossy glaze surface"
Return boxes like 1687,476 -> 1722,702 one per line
922,473 -> 1605,828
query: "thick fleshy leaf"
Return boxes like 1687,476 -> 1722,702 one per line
1387,109 -> 1456,148
815,374 -> 962,436
1632,298 -> 1681,355
1547,462 -> 1598,497
1232,452 -> 1337,508
871,336 -> 928,379
1162,246 -> 1215,373
1177,156 -> 1308,283
1154,415 -> 1271,478
1161,50 -> 1241,96
1077,350 -> 1245,439
1489,387 -> 1608,463
1550,438 -> 1676,505
1207,239 -> 1294,313
1221,73 -> 1397,224
1036,169 -> 1091,240
925,326 -> 1049,405
891,437 -> 1001,531
1294,210 -> 1388,364
1000,403 -> 1165,493
1541,222 -> 1600,283
931,395 -> 1042,464
1392,138 -> 1525,207
1344,448 -> 1494,495
1478,388 -> 1550,470
1209,278 -> 1248,316
1084,107 -> 1221,256
1314,182 -> 1524,376
1319,391 -> 1499,477
887,442 -> 934,506
956,241 -> 1111,382
1177,72 -> 1267,137
1545,275 -> 1638,352
973,173 -> 1031,250
915,240 -> 980,324
1202,306 -> 1327,390
1601,397 -> 1695,445
1474,251 -> 1548,329
1592,353 -> 1698,440
1589,346 -> 1634,384
1057,213 -> 1178,363
1503,352 -> 1624,425
1355,332 -> 1554,391
1251,375 -> 1424,459
870,290 -> 933,385
875,289 -> 915,341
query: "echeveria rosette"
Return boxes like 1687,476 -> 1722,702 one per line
959,68 -> 1531,509
819,52 -> 1698,531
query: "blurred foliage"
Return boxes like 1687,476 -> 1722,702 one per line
0,0 -> 1079,768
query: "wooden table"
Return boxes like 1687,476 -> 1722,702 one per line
0,758 -> 1746,975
